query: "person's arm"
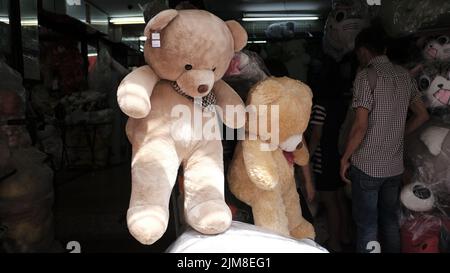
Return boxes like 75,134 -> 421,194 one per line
405,98 -> 429,135
308,104 -> 326,157
340,70 -> 372,183
405,77 -> 429,134
300,164 -> 315,203
308,125 -> 322,157
340,108 -> 369,183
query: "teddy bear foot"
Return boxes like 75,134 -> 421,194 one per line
290,221 -> 316,240
127,205 -> 168,245
186,200 -> 232,235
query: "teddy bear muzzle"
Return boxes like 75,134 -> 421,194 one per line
176,69 -> 215,97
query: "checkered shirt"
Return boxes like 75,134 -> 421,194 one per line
351,55 -> 422,178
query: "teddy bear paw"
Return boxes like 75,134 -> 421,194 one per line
186,200 -> 232,235
127,205 -> 168,245
290,221 -> 316,240
117,93 -> 151,119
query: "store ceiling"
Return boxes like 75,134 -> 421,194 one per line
88,0 -> 332,20
204,0 -> 331,20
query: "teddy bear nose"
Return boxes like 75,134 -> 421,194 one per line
198,85 -> 209,94
438,84 -> 444,89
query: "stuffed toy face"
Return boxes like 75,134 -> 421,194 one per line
404,120 -> 450,215
423,36 -> 450,61
418,62 -> 450,112
323,0 -> 369,61
143,9 -> 246,98
246,77 -> 313,153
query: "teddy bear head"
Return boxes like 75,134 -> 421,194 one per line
423,35 -> 450,62
417,61 -> 450,116
246,77 -> 313,152
143,9 -> 247,98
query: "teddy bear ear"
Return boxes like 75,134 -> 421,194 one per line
249,78 -> 283,105
225,20 -> 248,52
144,9 -> 179,38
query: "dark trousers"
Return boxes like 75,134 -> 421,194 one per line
349,166 -> 402,253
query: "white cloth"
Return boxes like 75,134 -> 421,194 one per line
167,221 -> 328,253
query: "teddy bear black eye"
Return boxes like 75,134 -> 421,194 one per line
185,64 -> 193,71
212,67 -> 217,72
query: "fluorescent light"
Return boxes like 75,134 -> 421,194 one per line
0,17 -> 38,26
248,40 -> 267,44
88,53 -> 98,57
242,16 -> 319,22
21,19 -> 38,26
139,36 -> 147,41
110,17 -> 145,25
90,19 -> 109,24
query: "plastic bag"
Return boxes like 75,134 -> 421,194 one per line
265,22 -> 295,39
380,0 -> 450,38
0,148 -> 61,252
323,0 -> 370,61
0,90 -> 32,149
400,213 -> 444,253
167,221 -> 328,253
223,50 -> 269,101
0,60 -> 26,102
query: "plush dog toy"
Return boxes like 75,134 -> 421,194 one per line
117,9 -> 247,245
227,77 -> 315,239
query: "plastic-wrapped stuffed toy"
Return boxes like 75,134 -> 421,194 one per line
404,61 -> 450,213
380,0 -> 450,38
223,50 -> 269,102
0,92 -> 59,253
402,61 -> 450,253
284,40 -> 311,82
423,35 -> 450,62
117,9 -> 247,245
265,22 -> 295,39
323,0 -> 370,62
417,61 -> 450,118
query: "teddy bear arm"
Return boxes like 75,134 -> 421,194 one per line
213,80 -> 245,129
293,142 -> 310,166
117,65 -> 159,119
242,139 -> 279,190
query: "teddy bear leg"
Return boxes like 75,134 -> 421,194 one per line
284,185 -> 316,240
251,190 -> 291,237
183,140 -> 232,235
127,143 -> 180,245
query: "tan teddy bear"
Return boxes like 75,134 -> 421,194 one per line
228,77 -> 316,239
117,9 -> 247,245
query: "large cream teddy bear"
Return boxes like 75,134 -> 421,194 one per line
227,77 -> 316,239
117,9 -> 247,245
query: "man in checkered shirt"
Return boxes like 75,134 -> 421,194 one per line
340,27 -> 430,253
